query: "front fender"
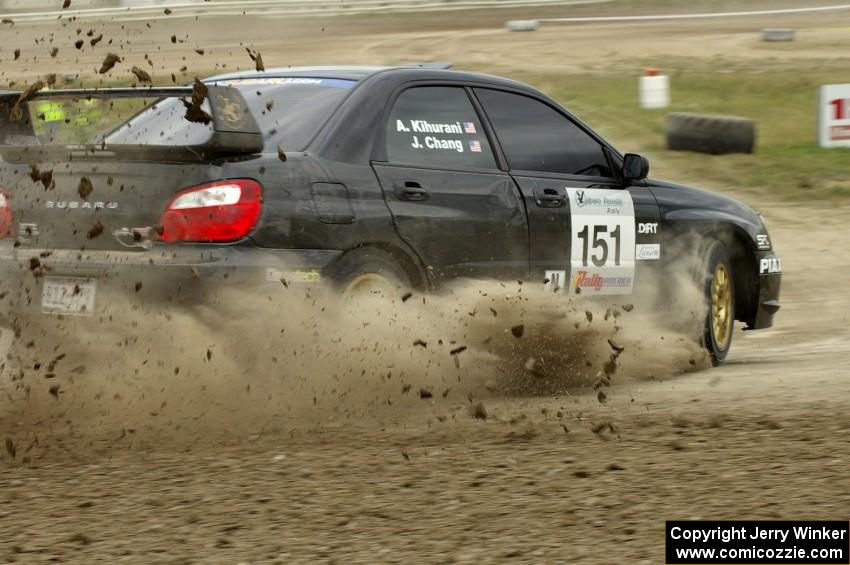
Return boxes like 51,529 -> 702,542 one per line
648,180 -> 779,329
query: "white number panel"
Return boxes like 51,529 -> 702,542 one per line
566,188 -> 636,295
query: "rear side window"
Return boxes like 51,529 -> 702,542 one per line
105,78 -> 356,151
385,86 -> 496,170
474,88 -> 611,177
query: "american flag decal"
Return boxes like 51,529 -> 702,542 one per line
463,122 -> 477,134
468,139 -> 482,152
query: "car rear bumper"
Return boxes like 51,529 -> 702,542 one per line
0,241 -> 342,319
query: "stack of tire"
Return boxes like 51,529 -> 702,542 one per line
666,113 -> 756,155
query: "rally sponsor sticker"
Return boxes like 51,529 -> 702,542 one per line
567,188 -> 636,296
544,270 -> 567,293
636,243 -> 661,260
759,256 -> 782,274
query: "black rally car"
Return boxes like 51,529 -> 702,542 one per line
0,65 -> 780,364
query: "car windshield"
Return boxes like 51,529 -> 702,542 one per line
103,77 -> 356,150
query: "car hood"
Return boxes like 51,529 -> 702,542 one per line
646,178 -> 762,230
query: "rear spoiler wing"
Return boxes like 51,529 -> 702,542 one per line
0,84 -> 264,161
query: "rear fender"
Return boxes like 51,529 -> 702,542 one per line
333,241 -> 428,290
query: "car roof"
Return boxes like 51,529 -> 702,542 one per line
206,66 -> 389,82
204,65 -> 535,93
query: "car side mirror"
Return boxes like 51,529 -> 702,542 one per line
622,153 -> 649,182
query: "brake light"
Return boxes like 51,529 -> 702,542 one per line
158,179 -> 262,243
0,189 -> 12,239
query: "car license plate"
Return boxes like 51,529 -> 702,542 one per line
41,277 -> 97,316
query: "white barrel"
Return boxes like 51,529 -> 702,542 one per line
762,28 -> 795,42
640,74 -> 669,109
505,20 -> 540,32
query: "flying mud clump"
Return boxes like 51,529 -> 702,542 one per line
182,78 -> 212,124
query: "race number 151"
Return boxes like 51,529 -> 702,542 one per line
829,98 -> 849,120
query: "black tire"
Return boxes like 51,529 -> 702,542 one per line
666,112 -> 756,155
701,242 -> 735,366
332,247 -> 411,298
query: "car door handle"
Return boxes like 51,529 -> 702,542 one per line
534,187 -> 565,208
393,180 -> 429,201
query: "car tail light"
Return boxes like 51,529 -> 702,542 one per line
158,179 -> 262,243
0,189 -> 12,239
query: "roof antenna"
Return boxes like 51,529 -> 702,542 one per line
398,62 -> 453,70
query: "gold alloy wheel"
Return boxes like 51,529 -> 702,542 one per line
711,263 -> 733,347
343,273 -> 399,298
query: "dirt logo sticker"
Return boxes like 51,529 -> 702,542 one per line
567,188 -> 636,295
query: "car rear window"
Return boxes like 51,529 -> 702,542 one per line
104,77 -> 356,151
